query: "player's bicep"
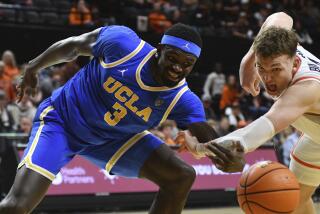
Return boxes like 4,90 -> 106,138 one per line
265,81 -> 320,132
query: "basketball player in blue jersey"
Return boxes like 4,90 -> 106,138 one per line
0,23 -> 218,214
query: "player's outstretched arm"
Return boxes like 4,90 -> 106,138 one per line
240,12 -> 293,96
265,81 -> 320,135
28,27 -> 101,71
217,81 -> 320,152
206,80 -> 320,172
17,28 -> 101,101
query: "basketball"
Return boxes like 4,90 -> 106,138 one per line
237,161 -> 300,214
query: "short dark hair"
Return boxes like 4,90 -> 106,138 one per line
164,23 -> 202,49
253,27 -> 298,58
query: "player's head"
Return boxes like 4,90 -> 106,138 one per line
156,23 -> 202,87
253,27 -> 300,98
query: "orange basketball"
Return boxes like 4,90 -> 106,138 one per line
237,161 -> 300,214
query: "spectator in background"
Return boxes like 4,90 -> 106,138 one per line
38,68 -> 55,101
253,3 -> 272,28
0,61 -> 15,102
16,93 -> 36,122
215,116 -> 231,136
248,96 -> 269,119
201,94 -> 216,120
225,102 -> 246,131
148,1 -> 172,34
304,0 -> 320,28
17,116 -> 32,134
294,18 -> 313,45
206,119 -> 219,133
202,62 -> 225,119
220,74 -> 239,112
211,0 -> 227,36
69,0 -> 93,26
2,50 -> 19,81
161,1 -> 180,23
282,127 -> 300,166
232,12 -> 254,39
0,90 -> 14,132
189,0 -> 214,35
158,120 -> 178,146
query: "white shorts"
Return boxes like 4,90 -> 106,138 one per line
290,135 -> 320,187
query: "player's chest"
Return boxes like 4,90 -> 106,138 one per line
100,73 -> 179,124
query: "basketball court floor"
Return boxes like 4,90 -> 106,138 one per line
116,207 -> 241,214
93,203 -> 320,213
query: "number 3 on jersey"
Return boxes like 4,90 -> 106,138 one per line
104,102 -> 127,126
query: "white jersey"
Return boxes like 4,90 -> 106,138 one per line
291,45 -> 320,143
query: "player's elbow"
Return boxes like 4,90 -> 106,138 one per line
265,12 -> 293,29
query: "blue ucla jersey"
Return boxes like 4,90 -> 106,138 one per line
51,26 -> 205,145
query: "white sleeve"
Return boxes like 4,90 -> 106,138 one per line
216,116 -> 275,153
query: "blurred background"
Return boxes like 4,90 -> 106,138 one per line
0,0 -> 319,213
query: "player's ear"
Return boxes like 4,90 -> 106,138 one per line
292,56 -> 301,73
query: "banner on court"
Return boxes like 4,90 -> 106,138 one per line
46,149 -> 277,195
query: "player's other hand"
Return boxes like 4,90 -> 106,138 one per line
176,131 -> 201,157
239,56 -> 260,96
206,140 -> 246,173
17,64 -> 38,102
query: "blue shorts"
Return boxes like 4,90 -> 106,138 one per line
18,99 -> 163,181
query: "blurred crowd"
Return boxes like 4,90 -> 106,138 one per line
125,0 -> 319,43
0,0 -> 319,44
0,49 -> 79,135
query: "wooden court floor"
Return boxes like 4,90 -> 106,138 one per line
93,203 -> 320,214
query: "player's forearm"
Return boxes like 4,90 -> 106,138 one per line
240,48 -> 255,71
188,122 -> 219,143
216,116 -> 275,153
28,37 -> 82,72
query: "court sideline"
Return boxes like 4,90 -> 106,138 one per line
93,203 -> 320,214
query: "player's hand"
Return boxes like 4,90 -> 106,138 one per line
206,140 -> 246,173
176,131 -> 200,156
239,56 -> 260,96
17,65 -> 38,102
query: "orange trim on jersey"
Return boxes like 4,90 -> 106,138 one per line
291,152 -> 320,170
291,76 -> 320,85
304,112 -> 320,116
290,134 -> 320,170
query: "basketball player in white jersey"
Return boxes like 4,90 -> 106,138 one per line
182,12 -> 320,214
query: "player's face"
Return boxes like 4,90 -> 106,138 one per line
157,46 -> 197,87
255,54 -> 300,98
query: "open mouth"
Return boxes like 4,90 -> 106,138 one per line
266,84 -> 277,94
167,70 -> 180,82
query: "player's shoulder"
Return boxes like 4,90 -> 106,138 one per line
98,25 -> 140,44
176,87 -> 203,107
291,46 -> 320,83
93,25 -> 148,61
